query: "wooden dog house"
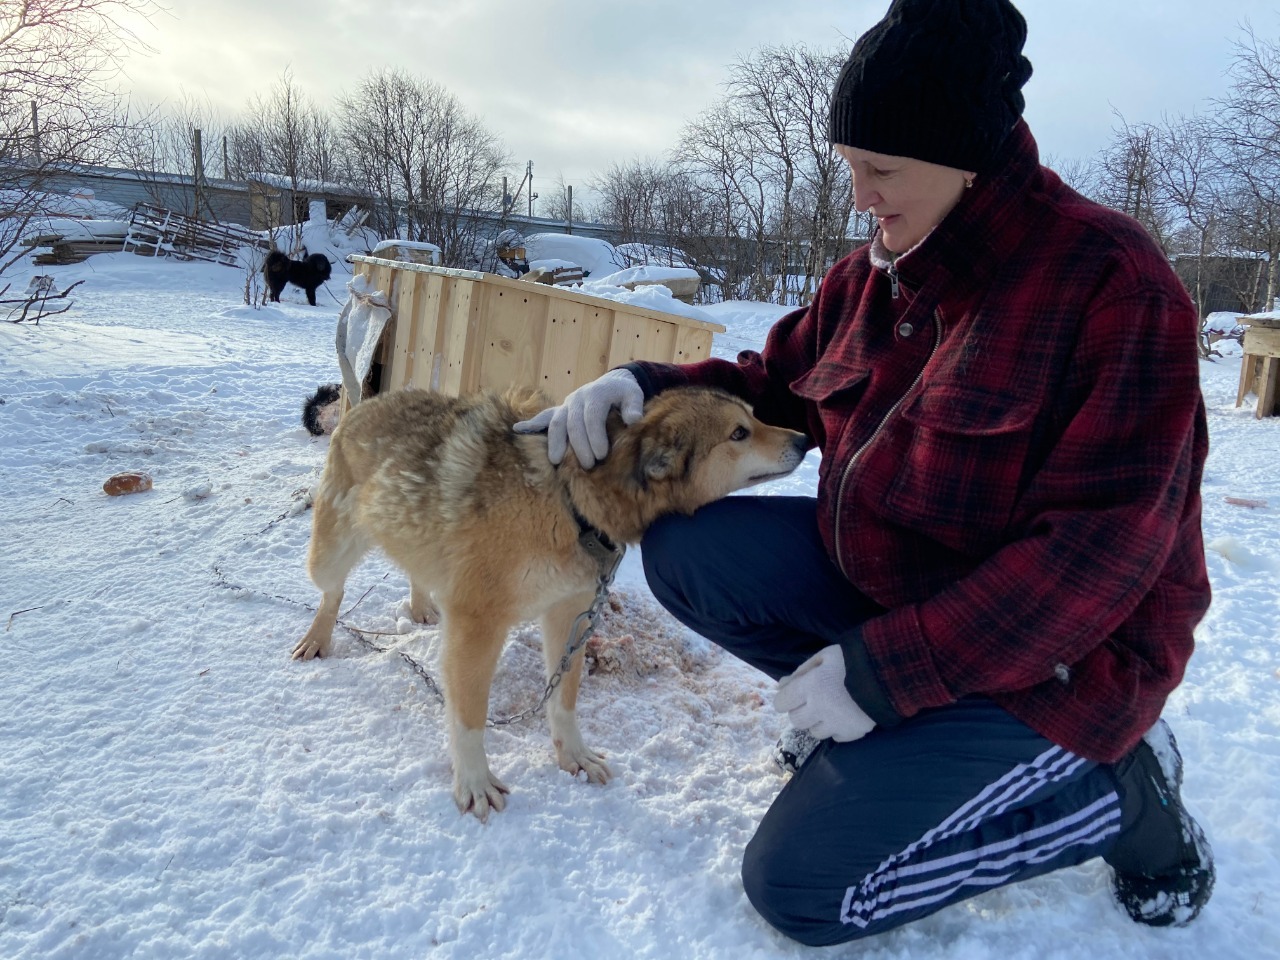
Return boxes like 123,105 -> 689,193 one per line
347,255 -> 725,404
1235,316 -> 1280,418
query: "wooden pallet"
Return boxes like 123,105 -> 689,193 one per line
122,203 -> 271,267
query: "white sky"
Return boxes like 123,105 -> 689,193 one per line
115,0 -> 1280,202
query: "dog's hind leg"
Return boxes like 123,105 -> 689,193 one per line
292,492 -> 369,660
439,603 -> 514,820
541,591 -> 612,785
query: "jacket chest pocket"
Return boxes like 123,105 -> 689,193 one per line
790,360 -> 871,460
879,384 -> 1039,554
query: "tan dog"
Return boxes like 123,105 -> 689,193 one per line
293,386 -> 808,819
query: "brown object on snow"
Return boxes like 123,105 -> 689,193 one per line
1223,496 -> 1268,509
103,471 -> 153,496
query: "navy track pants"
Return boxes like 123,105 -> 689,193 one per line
641,496 -> 1128,945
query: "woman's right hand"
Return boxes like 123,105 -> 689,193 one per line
512,368 -> 645,468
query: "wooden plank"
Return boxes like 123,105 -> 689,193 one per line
477,282 -> 544,393
389,270 -> 424,388
437,275 -> 486,396
1257,356 -> 1280,418
673,325 -> 714,364
537,297 -> 601,403
575,304 -> 614,389
1242,325 -> 1280,360
606,312 -> 643,368
409,273 -> 450,392
458,280 -> 489,394
606,310 -> 677,367
1236,353 -> 1260,407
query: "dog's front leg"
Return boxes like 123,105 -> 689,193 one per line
408,578 -> 440,624
441,607 -> 511,821
541,592 -> 612,785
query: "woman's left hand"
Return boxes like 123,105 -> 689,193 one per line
775,645 -> 877,743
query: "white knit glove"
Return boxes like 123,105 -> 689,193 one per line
774,645 -> 876,743
513,368 -> 644,467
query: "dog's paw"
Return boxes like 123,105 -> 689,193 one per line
403,592 -> 439,625
555,740 -> 612,784
453,769 -> 510,821
291,633 -> 330,660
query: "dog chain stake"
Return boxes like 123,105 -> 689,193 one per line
487,542 -> 625,727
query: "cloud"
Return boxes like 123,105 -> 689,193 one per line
115,0 -> 1278,197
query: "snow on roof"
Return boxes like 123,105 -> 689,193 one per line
247,172 -> 372,198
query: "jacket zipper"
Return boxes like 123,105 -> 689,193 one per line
833,309 -> 943,580
887,260 -> 901,299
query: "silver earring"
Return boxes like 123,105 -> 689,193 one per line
964,177 -> 974,189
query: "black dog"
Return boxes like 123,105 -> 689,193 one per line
302,383 -> 342,436
264,250 -> 333,306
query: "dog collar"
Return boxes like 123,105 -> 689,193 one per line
571,506 -> 625,583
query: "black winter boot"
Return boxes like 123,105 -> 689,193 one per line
1106,720 -> 1214,927
772,726 -> 821,775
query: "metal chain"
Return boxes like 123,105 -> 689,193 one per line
212,535 -> 625,727
486,545 -> 624,726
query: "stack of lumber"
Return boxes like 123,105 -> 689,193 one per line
25,219 -> 129,265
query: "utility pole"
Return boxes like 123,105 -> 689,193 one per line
192,128 -> 206,218
566,185 -> 573,235
527,160 -> 538,219
30,102 -> 41,163
222,135 -> 230,180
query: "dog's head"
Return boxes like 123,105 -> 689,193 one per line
568,387 -> 808,540
307,254 -> 333,282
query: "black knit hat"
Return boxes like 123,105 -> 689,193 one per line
829,0 -> 1033,172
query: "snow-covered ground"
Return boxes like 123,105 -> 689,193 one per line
1,253 -> 1276,959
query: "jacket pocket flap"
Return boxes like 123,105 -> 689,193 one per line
791,360 -> 871,402
901,383 -> 1037,435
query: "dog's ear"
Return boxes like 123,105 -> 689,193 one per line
631,432 -> 683,490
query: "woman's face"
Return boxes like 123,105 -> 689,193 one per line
836,145 -> 975,254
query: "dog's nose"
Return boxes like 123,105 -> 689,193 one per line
790,434 -> 809,455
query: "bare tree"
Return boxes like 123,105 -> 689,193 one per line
539,172 -> 582,226
1092,115 -> 1176,250
770,45 -> 859,300
676,44 -> 861,305
1044,153 -> 1098,196
1148,114 -> 1226,350
677,98 -> 775,301
0,0 -> 161,265
335,69 -> 507,267
114,92 -> 232,218
590,157 -> 668,246
1213,23 -> 1280,310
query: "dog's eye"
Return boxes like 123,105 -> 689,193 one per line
730,426 -> 749,441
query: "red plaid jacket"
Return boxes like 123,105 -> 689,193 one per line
630,121 -> 1210,763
